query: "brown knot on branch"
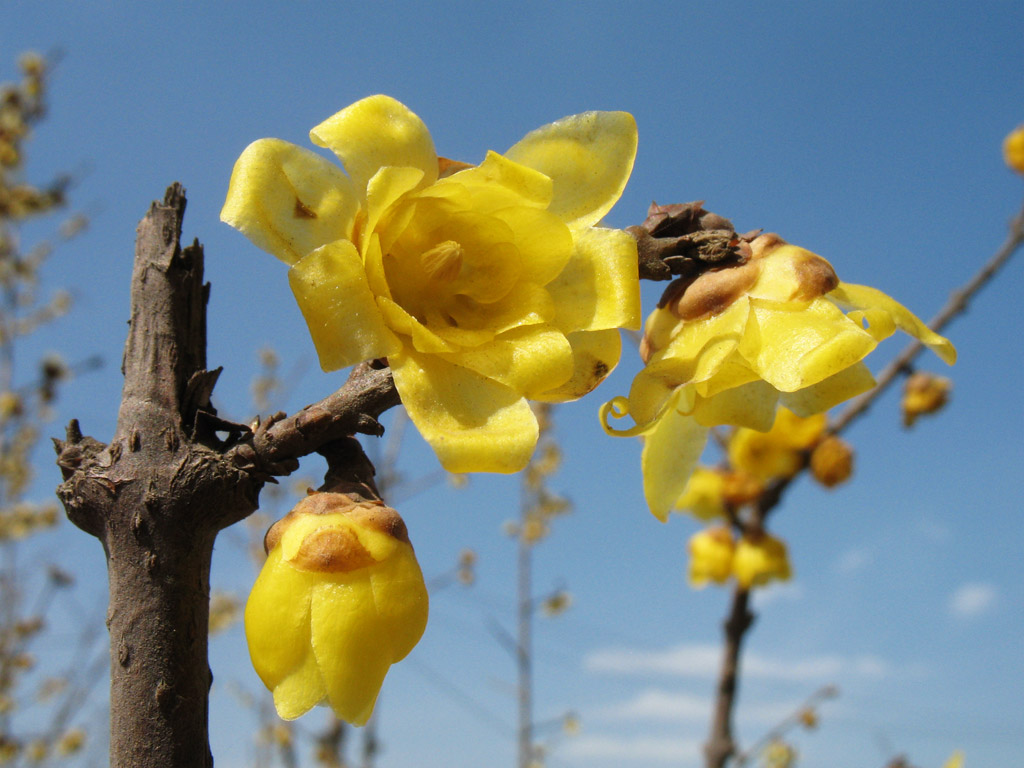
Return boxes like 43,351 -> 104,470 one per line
628,201 -> 760,282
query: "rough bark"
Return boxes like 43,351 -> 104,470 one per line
53,185 -> 398,768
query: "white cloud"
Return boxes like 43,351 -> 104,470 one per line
596,689 -> 709,722
585,643 -> 892,683
948,582 -> 998,619
562,734 -> 701,764
834,547 -> 873,575
752,582 -> 804,608
594,688 -> 797,725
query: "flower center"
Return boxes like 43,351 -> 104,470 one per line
420,239 -> 464,283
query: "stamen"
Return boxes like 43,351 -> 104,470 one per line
420,239 -> 464,282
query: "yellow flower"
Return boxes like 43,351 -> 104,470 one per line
674,467 -> 728,520
688,525 -> 736,587
733,533 -> 791,589
1004,125 -> 1024,174
728,408 -> 827,482
602,234 -> 955,520
901,370 -> 951,427
223,95 -> 641,473
244,492 -> 428,725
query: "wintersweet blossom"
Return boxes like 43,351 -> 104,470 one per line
223,95 -> 641,473
733,533 -> 791,589
602,234 -> 956,520
1004,125 -> 1024,174
687,526 -> 735,586
727,408 -> 826,482
245,492 -> 428,725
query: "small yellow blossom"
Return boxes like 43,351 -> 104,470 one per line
1004,125 -> 1024,174
245,492 -> 428,725
798,707 -> 818,729
809,435 -> 854,488
602,234 -> 955,520
55,729 -> 86,756
688,526 -> 736,587
902,371 -> 951,427
941,749 -> 965,768
675,467 -> 728,520
728,408 -> 827,482
223,95 -> 641,473
733,533 -> 791,589
760,739 -> 797,768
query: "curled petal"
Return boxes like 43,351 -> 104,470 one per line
829,283 -> 957,365
310,94 -> 437,194
222,138 -> 361,265
505,111 -> 637,229
534,328 -> 622,402
545,227 -> 641,333
641,397 -> 710,522
390,350 -> 539,473
289,241 -> 402,371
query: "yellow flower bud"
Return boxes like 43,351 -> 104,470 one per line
733,533 -> 791,589
1004,125 -> 1024,174
798,707 -> 818,729
809,435 -> 854,488
688,526 -> 735,587
244,492 -> 428,725
901,371 -> 951,427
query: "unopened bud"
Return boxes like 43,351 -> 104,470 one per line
902,371 -> 951,427
809,436 -> 854,488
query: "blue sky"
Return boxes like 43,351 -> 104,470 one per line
3,2 -> 1023,767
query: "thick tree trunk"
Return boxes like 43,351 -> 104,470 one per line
54,185 -> 399,767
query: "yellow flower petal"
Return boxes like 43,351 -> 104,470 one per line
289,241 -> 402,371
310,94 -> 437,194
534,328 -> 622,402
445,281 -> 555,334
641,395 -> 709,521
245,548 -> 322,699
389,349 -> 539,473
376,296 -> 457,354
829,283 -> 957,365
449,150 -> 554,210
779,361 -> 877,416
364,165 -> 426,252
490,206 -> 574,287
439,325 -> 574,398
692,379 -> 779,431
309,579 -> 392,726
221,138 -> 361,265
505,111 -> 638,229
367,553 -> 430,660
545,226 -> 641,333
272,647 -> 327,721
740,298 -> 878,392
